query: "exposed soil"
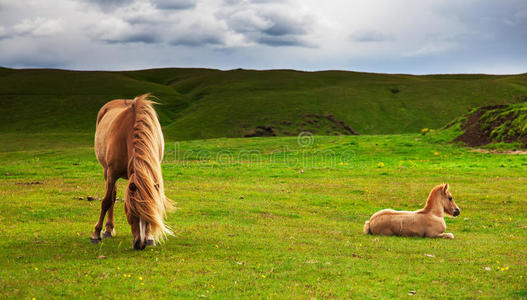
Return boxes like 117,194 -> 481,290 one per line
319,114 -> 360,135
454,104 -> 524,147
244,126 -> 277,137
15,181 -> 42,185
244,114 -> 359,138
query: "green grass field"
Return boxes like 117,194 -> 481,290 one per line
1,132 -> 525,298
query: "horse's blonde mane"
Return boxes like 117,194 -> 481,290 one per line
125,93 -> 173,242
422,183 -> 447,212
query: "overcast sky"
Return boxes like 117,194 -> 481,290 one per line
0,0 -> 526,74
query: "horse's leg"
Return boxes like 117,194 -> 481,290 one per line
90,172 -> 117,243
436,233 -> 454,239
102,185 -> 117,239
427,231 -> 454,239
145,223 -> 155,246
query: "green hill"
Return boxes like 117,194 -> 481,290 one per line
1,67 -> 526,140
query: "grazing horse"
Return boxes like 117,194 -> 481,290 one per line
91,93 -> 173,250
364,184 -> 460,239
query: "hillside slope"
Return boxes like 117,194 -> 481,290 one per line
0,67 -> 526,140
441,101 -> 527,148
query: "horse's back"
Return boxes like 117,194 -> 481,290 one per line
368,209 -> 424,236
96,100 -> 129,126
94,100 -> 133,174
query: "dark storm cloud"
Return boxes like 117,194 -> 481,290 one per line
103,31 -> 161,44
256,35 -> 306,47
218,5 -> 314,47
170,31 -> 224,46
261,13 -> 307,36
152,0 -> 196,10
78,0 -> 135,10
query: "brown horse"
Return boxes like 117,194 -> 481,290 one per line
91,93 -> 173,250
364,184 -> 460,239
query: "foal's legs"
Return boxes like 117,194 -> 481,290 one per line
437,233 -> 454,239
427,231 -> 455,239
90,171 -> 117,243
102,185 -> 117,239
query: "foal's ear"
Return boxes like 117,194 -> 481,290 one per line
442,183 -> 449,194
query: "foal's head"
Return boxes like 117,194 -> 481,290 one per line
436,183 -> 460,217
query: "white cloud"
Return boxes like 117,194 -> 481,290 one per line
350,30 -> 392,42
88,17 -> 162,43
12,17 -> 63,37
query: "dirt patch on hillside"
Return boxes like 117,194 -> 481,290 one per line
309,114 -> 359,135
244,126 -> 277,137
243,114 -> 359,137
454,104 -> 526,147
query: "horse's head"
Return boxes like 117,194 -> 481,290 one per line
438,183 -> 460,217
124,179 -> 147,250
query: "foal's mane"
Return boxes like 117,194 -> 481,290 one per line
422,184 -> 447,212
125,93 -> 173,242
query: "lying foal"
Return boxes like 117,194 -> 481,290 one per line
364,183 -> 460,239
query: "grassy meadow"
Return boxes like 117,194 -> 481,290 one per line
0,67 -> 526,298
0,132 -> 525,298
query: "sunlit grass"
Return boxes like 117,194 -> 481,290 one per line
0,133 -> 526,298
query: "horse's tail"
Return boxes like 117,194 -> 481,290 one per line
363,220 -> 371,234
125,93 -> 174,243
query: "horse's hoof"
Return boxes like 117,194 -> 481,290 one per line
146,239 -> 155,246
90,238 -> 102,244
133,240 -> 146,250
102,230 -> 114,239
